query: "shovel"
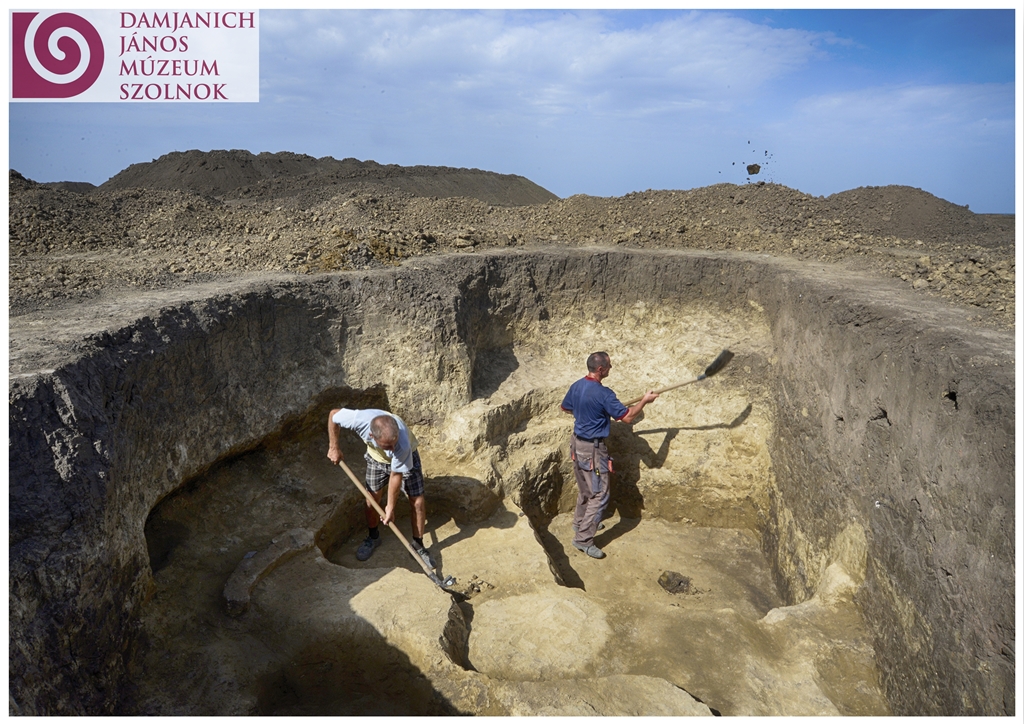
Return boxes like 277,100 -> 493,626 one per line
336,459 -> 462,596
623,349 -> 734,406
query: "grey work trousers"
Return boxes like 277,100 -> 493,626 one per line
571,434 -> 611,547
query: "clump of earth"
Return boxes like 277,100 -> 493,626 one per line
8,149 -> 1015,329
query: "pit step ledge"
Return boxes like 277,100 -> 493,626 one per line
223,528 -> 316,616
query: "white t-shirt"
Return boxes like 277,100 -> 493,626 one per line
332,408 -> 418,474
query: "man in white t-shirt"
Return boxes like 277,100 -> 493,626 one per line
327,408 -> 434,569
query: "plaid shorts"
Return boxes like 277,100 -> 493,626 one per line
363,449 -> 424,497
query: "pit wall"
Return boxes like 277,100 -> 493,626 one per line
750,266 -> 1015,715
8,248 -> 1013,715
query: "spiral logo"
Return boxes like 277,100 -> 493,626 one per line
12,12 -> 105,98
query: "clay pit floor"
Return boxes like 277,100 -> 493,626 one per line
136,302 -> 891,716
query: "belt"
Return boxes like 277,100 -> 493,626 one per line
574,434 -> 606,444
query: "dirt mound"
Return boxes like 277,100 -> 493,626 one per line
824,185 -> 994,247
9,170 -> 222,255
97,149 -> 558,206
8,163 -> 1015,329
44,181 -> 98,194
9,169 -> 36,193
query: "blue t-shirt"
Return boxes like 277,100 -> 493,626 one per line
561,377 -> 629,439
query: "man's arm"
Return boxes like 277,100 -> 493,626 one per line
327,408 -> 345,464
560,383 -> 574,414
621,390 -> 659,424
382,471 -> 403,525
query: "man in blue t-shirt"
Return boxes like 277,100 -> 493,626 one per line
561,351 -> 658,559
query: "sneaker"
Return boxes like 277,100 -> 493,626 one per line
413,545 -> 436,570
356,536 -> 382,561
572,522 -> 606,533
572,541 -> 606,559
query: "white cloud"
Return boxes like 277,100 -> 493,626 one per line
789,82 -> 1014,142
260,10 -> 830,118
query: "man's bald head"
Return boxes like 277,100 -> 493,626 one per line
370,415 -> 399,449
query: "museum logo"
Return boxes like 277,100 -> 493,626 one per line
12,12 -> 104,98
10,10 -> 259,102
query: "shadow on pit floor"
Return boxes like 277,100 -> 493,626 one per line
529,520 -> 587,590
256,630 -> 464,716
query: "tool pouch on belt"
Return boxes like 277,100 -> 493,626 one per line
572,449 -> 612,475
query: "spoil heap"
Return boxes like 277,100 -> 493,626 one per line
8,151 -> 1015,328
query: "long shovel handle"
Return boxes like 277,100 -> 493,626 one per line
622,378 -> 699,407
622,350 -> 734,407
336,459 -> 439,580
618,378 -> 700,407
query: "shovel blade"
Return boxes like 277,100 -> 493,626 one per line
702,349 -> 734,378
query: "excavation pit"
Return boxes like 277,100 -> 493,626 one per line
9,248 -> 1014,716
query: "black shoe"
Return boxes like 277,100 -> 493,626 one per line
413,545 -> 436,570
356,536 -> 382,561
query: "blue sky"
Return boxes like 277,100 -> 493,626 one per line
7,8 -> 1019,212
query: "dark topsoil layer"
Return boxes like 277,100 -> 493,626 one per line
8,149 -> 1015,328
